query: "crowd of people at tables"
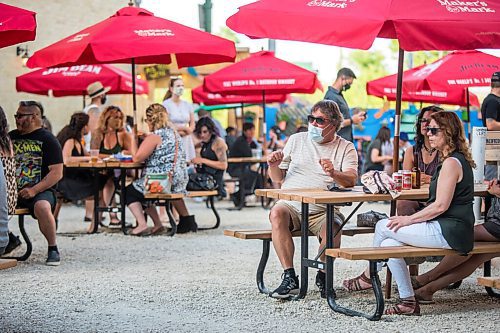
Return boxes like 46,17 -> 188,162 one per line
0,74 -> 499,317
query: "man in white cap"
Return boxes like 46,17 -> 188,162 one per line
83,81 -> 111,150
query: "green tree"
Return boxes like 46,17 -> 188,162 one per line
388,40 -> 447,69
217,26 -> 240,44
343,49 -> 389,109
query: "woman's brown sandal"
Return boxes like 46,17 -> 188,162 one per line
384,299 -> 421,316
342,273 -> 372,292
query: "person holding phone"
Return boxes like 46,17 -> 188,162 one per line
324,67 -> 366,142
266,100 -> 358,299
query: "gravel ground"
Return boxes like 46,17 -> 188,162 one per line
1,198 -> 499,333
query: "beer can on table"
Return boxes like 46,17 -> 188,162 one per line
402,170 -> 412,190
393,172 -> 403,191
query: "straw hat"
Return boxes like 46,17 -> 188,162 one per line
86,81 -> 111,99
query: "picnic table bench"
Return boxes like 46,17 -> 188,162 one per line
326,242 -> 500,321
224,226 -> 375,294
0,259 -> 17,270
144,190 -> 220,236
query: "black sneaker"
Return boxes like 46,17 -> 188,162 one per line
3,232 -> 21,255
46,250 -> 60,266
315,271 -> 336,299
270,272 -> 299,299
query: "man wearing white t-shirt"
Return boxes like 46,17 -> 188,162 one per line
83,81 -> 110,151
267,100 -> 358,299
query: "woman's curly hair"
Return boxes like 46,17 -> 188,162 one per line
145,103 -> 172,131
429,111 -> 476,169
97,105 -> 124,134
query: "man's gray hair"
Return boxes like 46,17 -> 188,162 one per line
311,100 -> 343,132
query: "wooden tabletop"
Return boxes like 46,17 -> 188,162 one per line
228,157 -> 267,163
256,184 -> 489,204
65,161 -> 144,169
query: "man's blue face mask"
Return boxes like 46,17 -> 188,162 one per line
308,123 -> 325,143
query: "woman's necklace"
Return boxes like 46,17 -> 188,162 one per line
423,144 -> 436,155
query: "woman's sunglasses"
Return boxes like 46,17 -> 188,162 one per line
426,127 -> 443,136
307,115 -> 328,125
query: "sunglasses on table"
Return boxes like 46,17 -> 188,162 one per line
426,127 -> 443,135
307,115 -> 329,125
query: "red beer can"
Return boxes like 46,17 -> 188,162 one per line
393,172 -> 403,191
402,170 -> 412,190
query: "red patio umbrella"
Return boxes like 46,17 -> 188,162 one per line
0,3 -> 37,48
16,64 -> 149,97
367,72 -> 480,107
26,5 -> 236,129
192,85 -> 287,106
227,0 -> 500,172
402,51 -> 500,96
203,51 -> 322,134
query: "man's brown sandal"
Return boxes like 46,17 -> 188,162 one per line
384,299 -> 421,316
342,273 -> 372,292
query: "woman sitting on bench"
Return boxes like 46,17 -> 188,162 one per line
411,179 -> 500,303
344,111 -> 476,316
191,117 -> 228,199
125,103 -> 195,236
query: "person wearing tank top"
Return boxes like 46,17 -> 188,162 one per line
397,105 -> 443,216
90,106 -> 136,225
191,118 -> 228,198
344,111 -> 476,316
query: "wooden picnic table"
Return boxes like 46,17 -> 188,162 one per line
65,160 -> 144,234
255,184 -> 489,300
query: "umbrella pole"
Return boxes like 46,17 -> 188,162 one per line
82,94 -> 86,108
466,88 -> 471,141
391,48 -> 405,216
131,58 -> 137,136
262,90 -> 267,148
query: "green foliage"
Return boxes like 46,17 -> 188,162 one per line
217,26 -> 240,44
343,49 -> 390,109
389,40 -> 448,69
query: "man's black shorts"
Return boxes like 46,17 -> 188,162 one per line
17,190 -> 56,219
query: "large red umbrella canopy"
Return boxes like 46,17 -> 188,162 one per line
402,50 -> 500,95
367,70 -> 480,107
227,0 -> 500,179
16,64 -> 149,97
0,3 -> 37,48
203,50 -> 321,135
227,0 -> 500,51
25,5 -> 235,130
26,6 -> 236,68
203,51 -> 322,95
192,85 -> 287,106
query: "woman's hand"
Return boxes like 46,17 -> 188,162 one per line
421,174 -> 432,184
387,215 -> 413,232
191,157 -> 204,165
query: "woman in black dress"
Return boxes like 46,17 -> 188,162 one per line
191,117 -> 228,198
